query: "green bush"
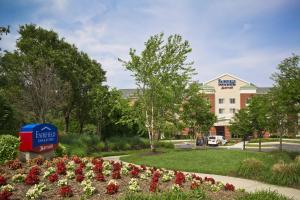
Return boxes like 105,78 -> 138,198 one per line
237,190 -> 292,200
237,158 -> 264,178
271,160 -> 300,186
120,189 -> 208,200
0,135 -> 19,163
155,141 -> 175,149
54,143 -> 68,157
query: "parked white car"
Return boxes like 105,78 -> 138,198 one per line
208,135 -> 227,146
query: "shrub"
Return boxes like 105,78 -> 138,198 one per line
0,135 -> 19,163
237,190 -> 292,200
155,141 -> 174,149
271,160 -> 300,186
237,158 -> 264,178
54,143 -> 68,157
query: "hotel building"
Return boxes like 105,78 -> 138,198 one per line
201,73 -> 270,139
120,73 -> 271,140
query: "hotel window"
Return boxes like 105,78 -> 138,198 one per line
230,98 -> 235,104
219,108 -> 225,114
230,108 -> 236,114
219,98 -> 224,104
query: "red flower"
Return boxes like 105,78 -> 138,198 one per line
29,166 -> 41,176
224,183 -> 235,191
112,162 -> 122,172
112,171 -> 121,179
48,173 -> 58,183
71,156 -> 82,164
96,173 -> 105,182
25,174 -> 39,185
75,167 -> 83,175
0,190 -> 12,200
204,177 -> 215,184
192,174 -> 202,182
0,175 -> 6,186
106,182 -> 119,195
6,160 -> 22,170
130,166 -> 140,178
93,163 -> 103,173
76,174 -> 85,182
92,158 -> 103,165
175,172 -> 185,186
140,165 -> 146,171
79,162 -> 85,169
56,161 -> 66,175
149,181 -> 158,192
59,185 -> 73,197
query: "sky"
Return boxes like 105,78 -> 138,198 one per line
1,0 -> 300,88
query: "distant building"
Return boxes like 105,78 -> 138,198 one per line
119,73 -> 271,140
201,73 -> 270,139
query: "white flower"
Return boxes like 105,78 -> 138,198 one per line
162,174 -> 172,182
108,179 -> 118,186
140,174 -> 148,180
43,167 -> 55,178
121,167 -> 129,175
66,171 -> 75,179
81,179 -> 95,196
58,178 -> 68,186
145,169 -> 152,177
66,161 -> 76,170
128,178 -> 140,192
12,174 -> 26,183
185,173 -> 192,181
171,184 -> 182,192
85,170 -> 95,179
85,162 -> 94,170
26,183 -> 46,200
1,184 -> 14,192
103,161 -> 111,170
103,169 -> 111,177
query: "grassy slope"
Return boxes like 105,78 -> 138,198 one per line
121,149 -> 293,176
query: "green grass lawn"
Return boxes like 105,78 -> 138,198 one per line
121,149 -> 294,175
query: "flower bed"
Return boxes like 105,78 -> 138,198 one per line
0,156 -> 243,200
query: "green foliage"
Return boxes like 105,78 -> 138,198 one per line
0,90 -> 19,134
237,158 -> 264,178
271,160 -> 300,186
181,82 -> 216,137
120,189 -> 208,200
59,133 -> 151,155
0,135 -> 19,163
237,190 -> 292,200
54,143 -> 68,157
154,141 -> 175,149
120,33 -> 195,151
230,108 -> 252,138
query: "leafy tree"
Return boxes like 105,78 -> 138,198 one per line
230,108 -> 252,150
271,54 -> 300,137
247,95 -> 270,152
120,33 -> 195,151
181,82 -> 216,139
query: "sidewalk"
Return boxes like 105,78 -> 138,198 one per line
104,155 -> 300,200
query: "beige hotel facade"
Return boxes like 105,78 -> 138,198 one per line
120,73 -> 270,140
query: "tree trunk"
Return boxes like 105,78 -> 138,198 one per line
96,120 -> 102,139
279,132 -> 283,151
150,103 -> 155,152
243,136 -> 246,150
79,122 -> 84,134
258,131 -> 262,152
64,114 -> 70,134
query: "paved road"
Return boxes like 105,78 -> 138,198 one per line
104,155 -> 300,200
